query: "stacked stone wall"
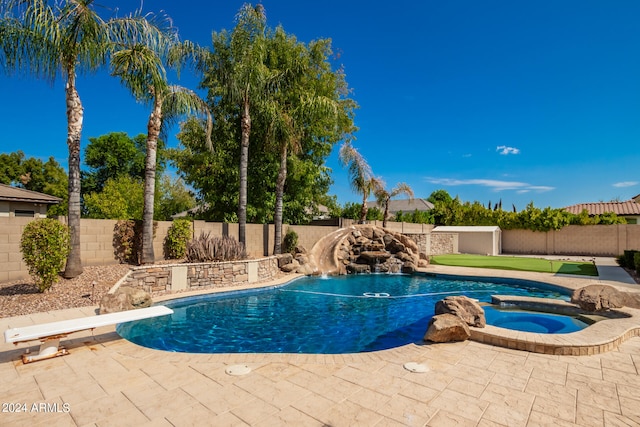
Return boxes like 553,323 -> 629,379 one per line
430,233 -> 458,255
119,257 -> 280,296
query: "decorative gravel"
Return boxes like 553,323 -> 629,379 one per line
0,264 -> 132,318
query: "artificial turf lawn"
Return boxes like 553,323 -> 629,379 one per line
430,254 -> 598,276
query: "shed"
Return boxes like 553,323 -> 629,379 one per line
431,226 -> 502,256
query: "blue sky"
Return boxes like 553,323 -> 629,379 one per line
1,1 -> 639,210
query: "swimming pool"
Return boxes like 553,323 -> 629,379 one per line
116,273 -> 572,354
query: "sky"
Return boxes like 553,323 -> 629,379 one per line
1,0 -> 639,211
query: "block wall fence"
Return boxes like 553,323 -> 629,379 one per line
0,216 -> 638,282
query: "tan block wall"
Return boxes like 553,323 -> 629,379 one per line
2,216 -> 639,282
286,224 -> 339,252
0,217 -> 34,281
503,225 -> 640,256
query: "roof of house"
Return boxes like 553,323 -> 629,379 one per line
0,183 -> 62,204
366,198 -> 434,214
432,226 -> 501,233
563,200 -> 640,216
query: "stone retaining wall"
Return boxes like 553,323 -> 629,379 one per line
429,233 -> 458,255
119,257 -> 280,296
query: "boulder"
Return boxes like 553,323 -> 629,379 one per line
347,263 -> 370,274
385,238 -> 406,254
359,226 -> 374,240
571,285 -> 626,312
276,253 -> 293,268
296,263 -> 315,275
424,314 -> 471,342
358,251 -> 392,264
280,259 -> 300,273
401,262 -> 417,274
99,286 -> 152,314
435,296 -> 486,327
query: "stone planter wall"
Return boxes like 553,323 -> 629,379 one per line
118,257 -> 280,296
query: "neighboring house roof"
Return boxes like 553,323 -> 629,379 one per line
366,198 -> 434,214
563,200 -> 640,216
0,183 -> 61,204
633,194 -> 640,203
432,226 -> 501,233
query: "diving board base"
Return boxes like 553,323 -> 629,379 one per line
22,336 -> 69,364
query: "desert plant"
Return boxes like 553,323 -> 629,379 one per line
164,218 -> 193,259
186,232 -> 247,262
20,219 -> 70,292
282,229 -> 298,255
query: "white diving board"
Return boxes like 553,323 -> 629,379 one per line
4,305 -> 173,363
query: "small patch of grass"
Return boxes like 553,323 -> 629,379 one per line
430,254 -> 598,276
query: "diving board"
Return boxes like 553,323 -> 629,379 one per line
4,305 -> 173,363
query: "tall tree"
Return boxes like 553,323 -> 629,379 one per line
0,0 -> 116,277
375,181 -> 414,228
263,28 -> 346,253
82,132 -> 165,194
200,3 -> 268,246
110,14 -> 211,264
338,142 -> 381,223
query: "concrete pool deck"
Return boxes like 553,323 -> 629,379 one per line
1,259 -> 639,426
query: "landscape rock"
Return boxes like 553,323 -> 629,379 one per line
276,253 -> 293,268
99,286 -> 152,314
423,314 -> 471,342
571,285 -> 626,312
435,296 -> 486,327
280,259 -> 300,273
347,263 -> 370,274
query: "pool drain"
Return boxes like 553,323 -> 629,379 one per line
225,364 -> 251,376
403,362 -> 429,373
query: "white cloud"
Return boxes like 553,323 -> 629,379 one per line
496,146 -> 520,155
426,177 -> 554,193
612,181 -> 638,188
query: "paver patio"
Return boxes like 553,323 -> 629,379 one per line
1,262 -> 639,426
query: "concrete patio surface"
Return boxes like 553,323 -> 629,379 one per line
1,260 -> 639,426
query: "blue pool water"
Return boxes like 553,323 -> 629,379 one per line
484,306 -> 588,333
117,274 -> 572,354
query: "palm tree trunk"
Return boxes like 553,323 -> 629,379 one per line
63,73 -> 84,278
383,199 -> 390,228
141,101 -> 162,264
273,142 -> 288,254
360,194 -> 368,224
238,93 -> 251,247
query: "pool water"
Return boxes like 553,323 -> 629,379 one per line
484,306 -> 588,333
117,274 -> 571,354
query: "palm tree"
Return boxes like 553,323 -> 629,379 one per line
263,28 -> 341,254
200,3 -> 268,247
0,0 -> 118,277
338,142 -> 382,223
110,17 -> 211,264
374,182 -> 414,228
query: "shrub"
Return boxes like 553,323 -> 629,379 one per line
616,254 -> 627,268
20,219 -> 70,292
186,232 -> 247,262
113,220 -> 157,265
624,250 -> 638,270
635,252 -> 640,274
164,218 -> 192,259
282,229 -> 298,255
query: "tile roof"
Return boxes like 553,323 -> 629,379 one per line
0,183 -> 62,204
366,198 -> 434,214
563,200 -> 640,216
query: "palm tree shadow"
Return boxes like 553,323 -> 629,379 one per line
0,283 -> 40,296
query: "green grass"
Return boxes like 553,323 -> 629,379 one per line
430,254 -> 598,276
